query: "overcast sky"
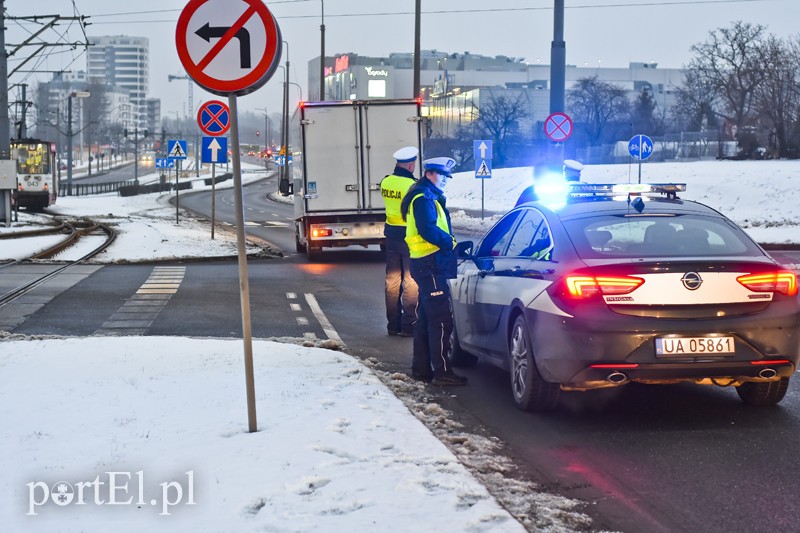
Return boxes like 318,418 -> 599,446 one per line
8,0 -> 798,122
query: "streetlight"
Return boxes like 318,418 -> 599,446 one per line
66,90 -> 90,196
280,40 -> 290,194
320,0 -> 325,101
254,107 -> 270,169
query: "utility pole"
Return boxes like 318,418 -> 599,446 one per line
319,0 -> 325,101
413,0 -> 421,99
549,0 -> 567,171
1,0 -> 11,159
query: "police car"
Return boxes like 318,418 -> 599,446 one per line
449,182 -> 800,411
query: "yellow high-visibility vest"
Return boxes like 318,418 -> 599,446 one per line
381,174 -> 414,226
405,192 -> 450,258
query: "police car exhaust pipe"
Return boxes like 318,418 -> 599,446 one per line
606,372 -> 628,384
759,368 -> 778,379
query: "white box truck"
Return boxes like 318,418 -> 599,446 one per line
289,99 -> 423,257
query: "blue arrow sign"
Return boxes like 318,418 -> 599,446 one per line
155,158 -> 175,169
167,140 -> 188,160
474,139 -> 492,161
202,136 -> 228,163
628,134 -> 654,161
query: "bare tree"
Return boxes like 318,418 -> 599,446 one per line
685,21 -> 766,130
473,91 -> 530,165
753,34 -> 800,157
673,68 -> 724,132
567,76 -> 629,146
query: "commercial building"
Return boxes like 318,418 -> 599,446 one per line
310,50 -> 683,137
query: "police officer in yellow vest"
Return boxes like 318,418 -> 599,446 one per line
401,156 -> 468,386
380,146 -> 420,336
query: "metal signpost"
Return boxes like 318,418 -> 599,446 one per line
201,135 -> 229,239
167,140 -> 188,223
628,134 -> 654,183
177,0 -> 283,433
474,140 -> 492,219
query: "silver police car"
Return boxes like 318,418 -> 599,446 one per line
450,183 -> 800,411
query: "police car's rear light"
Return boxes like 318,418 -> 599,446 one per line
589,363 -> 639,369
750,359 -> 791,365
311,228 -> 333,238
565,275 -> 645,298
737,271 -> 798,296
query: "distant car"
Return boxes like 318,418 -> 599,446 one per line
449,182 -> 800,411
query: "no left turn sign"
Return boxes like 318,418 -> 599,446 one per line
544,112 -> 573,143
176,0 -> 282,96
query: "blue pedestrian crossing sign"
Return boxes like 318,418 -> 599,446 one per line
155,157 -> 175,169
628,134 -> 654,160
475,158 -> 492,179
201,136 -> 228,163
167,139 -> 188,160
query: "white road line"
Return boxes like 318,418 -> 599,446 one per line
296,317 -> 309,325
304,293 -> 342,342
286,292 -> 296,299
289,303 -> 301,311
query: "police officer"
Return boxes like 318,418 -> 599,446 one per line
380,146 -> 420,336
515,159 -> 584,206
401,156 -> 468,386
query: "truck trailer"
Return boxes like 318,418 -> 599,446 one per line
289,99 -> 423,258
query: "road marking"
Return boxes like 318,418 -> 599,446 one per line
296,317 -> 309,325
286,292 -> 296,299
289,303 -> 301,311
96,266 -> 186,335
304,293 -> 342,342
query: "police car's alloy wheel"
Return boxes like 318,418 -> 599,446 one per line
735,377 -> 790,406
509,315 -> 559,412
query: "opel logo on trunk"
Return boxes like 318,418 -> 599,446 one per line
681,272 -> 703,290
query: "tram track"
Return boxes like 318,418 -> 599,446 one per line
0,216 -> 116,307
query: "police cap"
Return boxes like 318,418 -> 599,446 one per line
393,146 -> 419,163
423,157 -> 456,177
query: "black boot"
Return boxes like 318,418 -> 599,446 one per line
431,370 -> 468,386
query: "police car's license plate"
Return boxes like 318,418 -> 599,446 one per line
655,336 -> 735,356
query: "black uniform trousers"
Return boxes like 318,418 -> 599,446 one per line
385,237 -> 418,334
411,272 -> 454,378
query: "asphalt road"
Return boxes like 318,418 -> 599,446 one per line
8,163 -> 800,532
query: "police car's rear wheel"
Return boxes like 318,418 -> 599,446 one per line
736,377 -> 790,406
509,315 -> 559,412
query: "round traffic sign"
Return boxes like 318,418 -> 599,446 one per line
176,0 -> 282,96
628,134 -> 654,160
197,100 -> 231,136
544,112 -> 573,142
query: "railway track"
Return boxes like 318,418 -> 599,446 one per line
0,216 -> 117,307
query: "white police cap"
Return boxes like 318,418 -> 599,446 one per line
423,157 -> 456,177
564,159 -> 584,172
393,146 -> 419,163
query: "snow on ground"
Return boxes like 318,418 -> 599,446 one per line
2,158 -> 799,532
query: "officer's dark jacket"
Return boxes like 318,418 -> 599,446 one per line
401,178 -> 457,279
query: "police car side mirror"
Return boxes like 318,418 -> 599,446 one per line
455,240 -> 473,259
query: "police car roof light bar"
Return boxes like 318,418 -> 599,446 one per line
566,182 -> 687,200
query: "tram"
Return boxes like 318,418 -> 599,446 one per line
12,139 -> 58,211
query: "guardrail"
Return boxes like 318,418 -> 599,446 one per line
59,180 -> 137,197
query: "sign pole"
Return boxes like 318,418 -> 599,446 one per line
211,163 -> 216,240
481,179 -> 485,220
228,94 -> 258,433
176,160 -> 181,224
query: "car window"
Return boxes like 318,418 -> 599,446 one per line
563,214 -> 760,258
477,210 -> 523,257
506,209 -> 553,260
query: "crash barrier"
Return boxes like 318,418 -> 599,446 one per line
59,180 -> 137,197
204,173 -> 233,186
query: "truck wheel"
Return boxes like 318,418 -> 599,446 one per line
295,234 -> 307,253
